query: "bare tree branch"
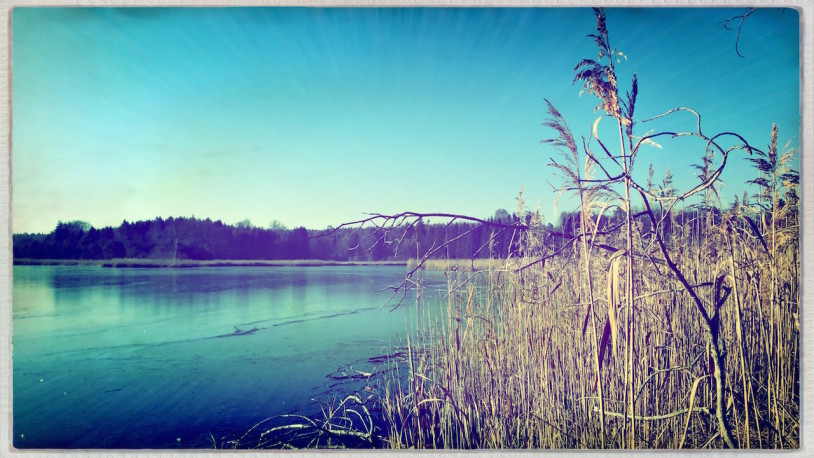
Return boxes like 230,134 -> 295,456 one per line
719,8 -> 757,58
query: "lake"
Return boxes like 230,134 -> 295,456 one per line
12,265 -> 444,449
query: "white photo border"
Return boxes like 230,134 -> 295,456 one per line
0,1 -> 810,457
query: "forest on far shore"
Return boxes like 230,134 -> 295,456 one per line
13,212 -> 518,261
13,206 -> 722,262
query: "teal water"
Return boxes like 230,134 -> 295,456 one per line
12,265 -> 441,449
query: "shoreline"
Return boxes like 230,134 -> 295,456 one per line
12,258 -> 408,268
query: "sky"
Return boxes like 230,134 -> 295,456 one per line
11,7 -> 800,233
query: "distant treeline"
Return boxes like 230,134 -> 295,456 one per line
12,207 -> 716,262
12,213 -> 519,261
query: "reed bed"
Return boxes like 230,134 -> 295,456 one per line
369,9 -> 800,449
378,201 -> 799,449
406,258 -> 505,272
253,8 -> 798,450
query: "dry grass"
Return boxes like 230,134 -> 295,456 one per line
377,202 -> 799,449
252,8 -> 798,450
379,105 -> 799,450
406,258 -> 506,272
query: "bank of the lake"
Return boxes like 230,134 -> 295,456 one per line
13,258 -> 407,268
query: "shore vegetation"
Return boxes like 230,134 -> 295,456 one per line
308,8 -> 799,450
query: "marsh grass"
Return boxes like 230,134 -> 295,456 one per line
406,258 -> 506,272
371,9 -> 798,448
239,220 -> 796,449
244,8 -> 797,450
379,212 -> 798,449
216,394 -> 381,449
243,165 -> 798,451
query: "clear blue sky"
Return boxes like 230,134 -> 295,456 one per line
12,7 -> 799,233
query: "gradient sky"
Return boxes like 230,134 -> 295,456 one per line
11,7 -> 800,233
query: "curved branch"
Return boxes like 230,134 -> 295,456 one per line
642,106 -> 702,133
719,8 -> 757,58
597,406 -> 712,422
317,211 -> 527,238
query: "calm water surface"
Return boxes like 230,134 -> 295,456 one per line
12,265 -> 443,449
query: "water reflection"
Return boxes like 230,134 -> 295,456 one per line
12,265 -> 445,449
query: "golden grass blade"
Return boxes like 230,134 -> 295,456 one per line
679,375 -> 710,449
607,249 -> 625,360
596,316 -> 612,391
